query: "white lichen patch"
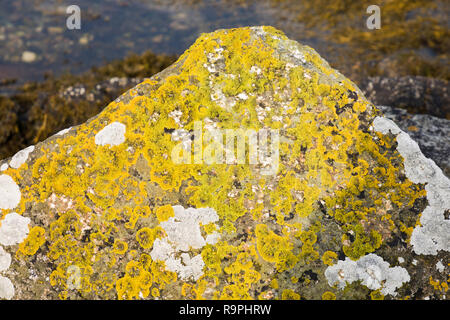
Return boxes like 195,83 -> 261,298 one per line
0,246 -> 11,272
324,254 -> 410,296
47,193 -> 74,213
95,122 -> 126,146
0,275 -> 14,300
0,174 -> 21,210
373,116 -> 450,255
436,260 -> 445,273
210,84 -> 237,110
168,109 -> 183,127
150,205 -> 220,281
171,129 -> 192,152
160,206 -> 219,251
205,44 -> 238,112
9,145 -> 35,169
151,238 -> 205,281
0,246 -> 14,301
56,127 -> 72,136
0,214 -> 23,300
237,92 -> 249,100
250,65 -> 262,75
205,232 -> 220,245
204,46 -> 225,73
0,212 -> 31,246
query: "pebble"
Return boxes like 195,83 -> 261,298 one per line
47,26 -> 64,34
79,34 -> 93,45
21,51 -> 37,63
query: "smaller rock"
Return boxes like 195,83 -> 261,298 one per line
379,105 -> 450,177
21,51 -> 37,63
47,26 -> 64,34
79,34 -> 93,45
361,76 -> 449,119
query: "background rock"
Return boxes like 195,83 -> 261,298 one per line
380,105 -> 450,177
361,77 -> 449,119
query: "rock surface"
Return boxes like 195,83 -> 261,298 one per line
360,76 -> 449,120
380,106 -> 450,178
0,26 -> 448,300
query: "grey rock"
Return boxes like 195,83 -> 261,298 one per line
379,105 -> 450,177
361,76 -> 449,119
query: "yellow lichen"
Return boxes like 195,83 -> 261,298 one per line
322,291 -> 336,300
136,227 -> 164,250
270,279 -> 278,290
281,289 -> 301,300
155,205 -> 174,222
113,239 -> 128,255
370,290 -> 385,300
322,251 -> 338,266
18,226 -> 46,256
255,224 -> 297,272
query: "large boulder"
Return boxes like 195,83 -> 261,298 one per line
0,26 -> 448,300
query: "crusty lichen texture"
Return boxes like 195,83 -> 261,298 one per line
0,26 -> 447,300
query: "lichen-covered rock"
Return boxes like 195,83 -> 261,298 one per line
0,26 -> 448,300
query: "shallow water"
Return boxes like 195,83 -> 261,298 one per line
1,0 -> 447,96
0,0 -> 299,88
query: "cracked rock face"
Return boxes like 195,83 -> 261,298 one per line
0,26 -> 448,300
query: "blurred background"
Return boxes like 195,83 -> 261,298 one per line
0,0 -> 449,159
